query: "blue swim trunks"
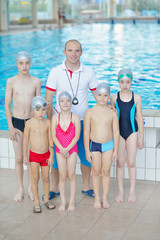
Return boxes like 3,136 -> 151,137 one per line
90,139 -> 114,153
52,120 -> 91,169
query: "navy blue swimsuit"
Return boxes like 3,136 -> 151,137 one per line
115,92 -> 138,140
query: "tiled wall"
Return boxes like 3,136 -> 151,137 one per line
0,109 -> 160,181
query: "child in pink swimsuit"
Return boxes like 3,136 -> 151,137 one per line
51,91 -> 80,212
56,112 -> 78,155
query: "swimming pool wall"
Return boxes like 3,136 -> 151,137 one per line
0,109 -> 160,181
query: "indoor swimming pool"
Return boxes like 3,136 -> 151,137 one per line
0,23 -> 160,130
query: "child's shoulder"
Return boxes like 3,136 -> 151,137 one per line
72,112 -> 80,120
134,92 -> 142,103
52,113 -> 58,120
84,107 -> 94,119
6,76 -> 16,85
87,106 -> 96,114
106,106 -> 115,116
30,75 -> 40,82
45,118 -> 51,124
25,118 -> 33,128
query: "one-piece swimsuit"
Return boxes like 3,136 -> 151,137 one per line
56,112 -> 78,155
115,91 -> 138,140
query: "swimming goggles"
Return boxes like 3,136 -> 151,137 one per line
35,103 -> 47,109
118,74 -> 133,80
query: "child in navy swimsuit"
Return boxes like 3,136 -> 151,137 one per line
84,83 -> 119,209
111,68 -> 144,203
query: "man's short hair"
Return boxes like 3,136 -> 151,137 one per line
65,39 -> 82,51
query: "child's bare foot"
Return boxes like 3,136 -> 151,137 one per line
28,189 -> 34,201
68,204 -> 75,212
115,192 -> 124,203
128,192 -> 136,203
102,200 -> 110,209
58,204 -> 66,212
93,200 -> 101,209
14,190 -> 24,202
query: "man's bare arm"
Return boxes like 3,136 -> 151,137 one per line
91,90 -> 96,99
46,89 -> 55,120
35,78 -> 41,96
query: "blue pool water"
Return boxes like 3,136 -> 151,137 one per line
0,23 -> 160,130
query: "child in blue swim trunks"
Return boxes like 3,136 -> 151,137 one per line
84,83 -> 119,209
111,68 -> 144,203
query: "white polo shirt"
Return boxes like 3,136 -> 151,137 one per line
46,61 -> 98,120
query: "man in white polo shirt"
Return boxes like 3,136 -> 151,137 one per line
46,39 -> 98,199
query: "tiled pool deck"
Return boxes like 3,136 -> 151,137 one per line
0,169 -> 160,240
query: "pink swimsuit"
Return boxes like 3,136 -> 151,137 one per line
56,113 -> 78,155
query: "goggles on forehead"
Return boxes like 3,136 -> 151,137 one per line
118,73 -> 133,80
35,103 -> 47,109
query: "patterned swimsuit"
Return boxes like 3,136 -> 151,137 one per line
55,113 -> 78,155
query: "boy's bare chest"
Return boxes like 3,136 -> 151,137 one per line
13,81 -> 35,96
31,124 -> 48,136
92,111 -> 113,124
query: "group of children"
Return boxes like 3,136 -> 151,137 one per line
5,49 -> 144,213
22,68 -> 144,213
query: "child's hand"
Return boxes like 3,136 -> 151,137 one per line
9,127 -> 20,142
60,148 -> 69,157
112,151 -> 118,162
47,156 -> 54,166
23,156 -> 28,165
86,151 -> 93,163
137,137 -> 144,149
108,105 -> 118,114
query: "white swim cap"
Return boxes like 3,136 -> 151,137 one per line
32,96 -> 47,110
118,68 -> 133,81
95,82 -> 110,96
16,51 -> 31,64
59,91 -> 72,103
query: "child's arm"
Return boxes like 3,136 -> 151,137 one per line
23,121 -> 30,165
47,120 -> 54,165
135,95 -> 144,149
60,114 -> 81,156
35,77 -> 41,96
110,94 -> 116,107
5,78 -> 20,141
109,94 -> 117,113
46,90 -> 56,120
112,112 -> 120,162
83,110 -> 93,163
51,114 -> 65,154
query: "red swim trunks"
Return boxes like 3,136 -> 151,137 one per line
29,150 -> 50,166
